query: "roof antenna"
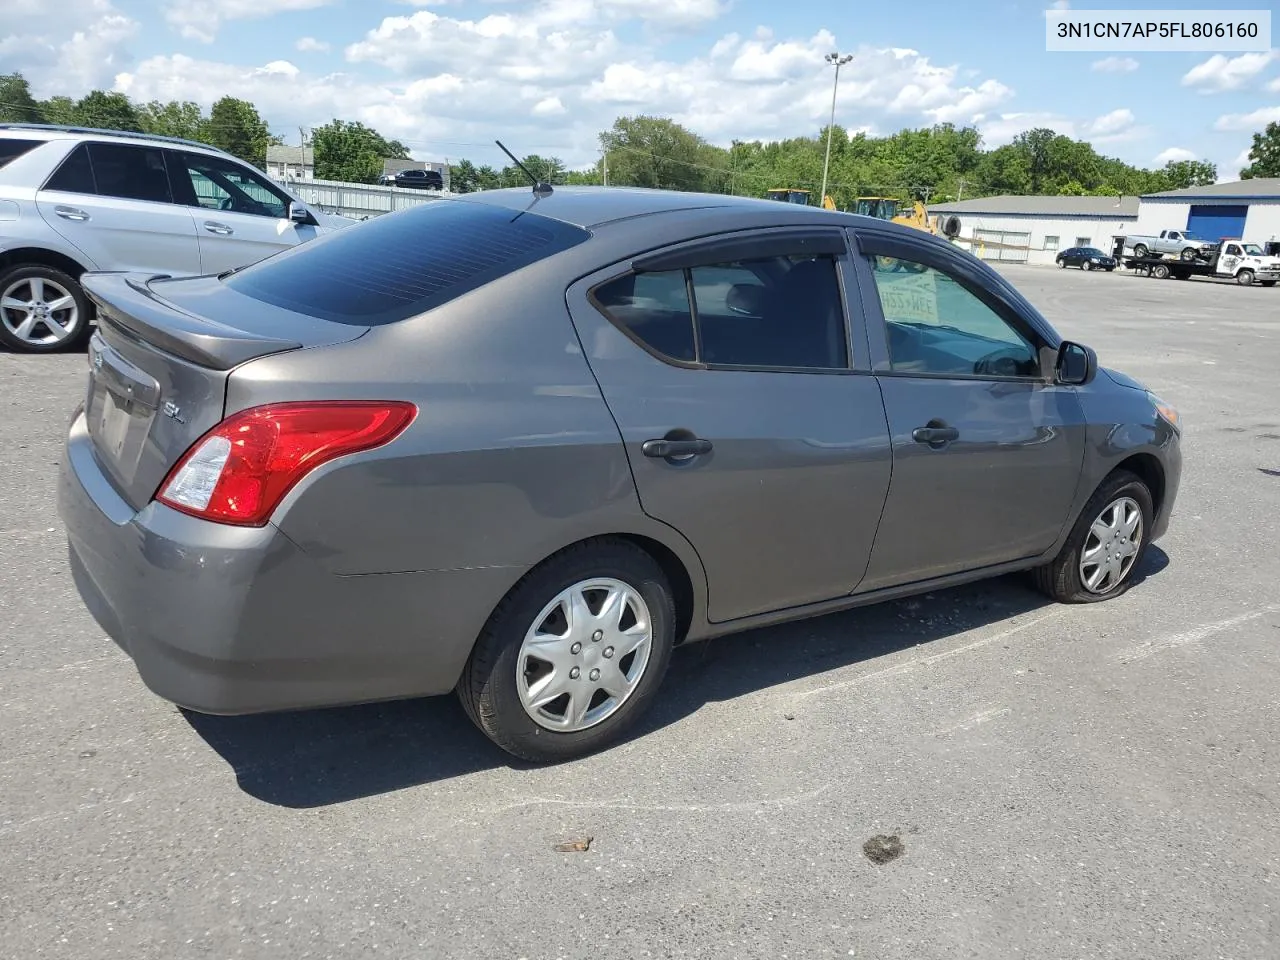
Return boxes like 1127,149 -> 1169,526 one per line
495,140 -> 553,196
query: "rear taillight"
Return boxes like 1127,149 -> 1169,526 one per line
156,401 -> 416,526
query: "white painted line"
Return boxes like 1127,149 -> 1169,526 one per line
1115,605 -> 1280,665
935,706 -> 1012,736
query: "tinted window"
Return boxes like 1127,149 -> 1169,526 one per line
593,253 -> 849,370
226,200 -> 591,325
692,256 -> 847,369
869,255 -> 1038,379
178,152 -> 287,218
0,138 -> 42,169
43,143 -> 96,193
89,143 -> 173,203
594,270 -> 695,361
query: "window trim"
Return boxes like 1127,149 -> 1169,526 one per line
587,231 -> 859,375
853,229 -> 1056,384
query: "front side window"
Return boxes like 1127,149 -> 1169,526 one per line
592,253 -> 849,371
868,255 -> 1039,379
178,152 -> 288,219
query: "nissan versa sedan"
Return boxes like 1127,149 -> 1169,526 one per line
58,187 -> 1182,762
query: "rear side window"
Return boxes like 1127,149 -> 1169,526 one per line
224,200 -> 591,325
0,138 -> 42,169
44,143 -> 96,193
592,253 -> 849,370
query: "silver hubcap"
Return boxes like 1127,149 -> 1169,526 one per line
1080,496 -> 1143,594
517,577 -> 653,732
1,276 -> 78,346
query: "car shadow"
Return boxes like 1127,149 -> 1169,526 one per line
185,546 -> 1169,808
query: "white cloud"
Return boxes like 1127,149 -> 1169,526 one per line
295,36 -> 331,53
980,112 -> 1075,146
1087,107 -> 1134,137
1091,56 -> 1138,73
1268,76 -> 1280,94
1182,51 -> 1278,93
1153,147 -> 1197,165
532,95 -> 566,116
165,0 -> 337,43
1214,106 -> 1280,131
0,0 -> 138,95
1232,147 -> 1253,172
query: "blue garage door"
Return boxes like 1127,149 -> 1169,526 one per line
1186,204 -> 1248,243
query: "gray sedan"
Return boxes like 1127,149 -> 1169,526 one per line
58,187 -> 1183,762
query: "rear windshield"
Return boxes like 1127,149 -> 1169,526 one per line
0,138 -> 43,169
224,199 -> 591,325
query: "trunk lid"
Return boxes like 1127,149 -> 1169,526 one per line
80,272 -> 368,510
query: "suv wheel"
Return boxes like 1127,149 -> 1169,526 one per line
0,265 -> 92,353
458,538 -> 676,762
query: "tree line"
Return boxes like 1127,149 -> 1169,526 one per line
4,72 -> 1278,206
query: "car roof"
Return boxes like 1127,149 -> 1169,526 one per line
458,185 -> 863,229
0,123 -> 233,158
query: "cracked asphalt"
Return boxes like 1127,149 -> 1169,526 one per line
2,263 -> 1278,959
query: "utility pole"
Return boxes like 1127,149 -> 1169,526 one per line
602,151 -> 608,186
820,52 -> 853,204
956,179 -> 966,203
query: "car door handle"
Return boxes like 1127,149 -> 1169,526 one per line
55,206 -> 89,222
203,221 -> 234,236
642,438 -> 713,459
912,424 -> 960,445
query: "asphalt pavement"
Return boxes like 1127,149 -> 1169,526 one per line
2,262 -> 1278,959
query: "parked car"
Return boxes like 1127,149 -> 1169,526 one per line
0,123 -> 356,354
1122,229 -> 1217,262
378,168 -> 444,190
58,187 -> 1183,762
1056,247 -> 1117,271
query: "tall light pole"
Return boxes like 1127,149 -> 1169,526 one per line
820,52 -> 852,205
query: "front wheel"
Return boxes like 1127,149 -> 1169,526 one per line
1179,247 -> 1198,262
1237,269 -> 1255,286
457,539 -> 676,762
1081,260 -> 1092,272
1032,470 -> 1153,604
1057,258 -> 1066,268
0,264 -> 93,353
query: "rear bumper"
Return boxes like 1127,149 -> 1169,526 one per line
58,412 -> 523,715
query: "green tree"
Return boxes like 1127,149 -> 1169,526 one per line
599,115 -> 722,192
1240,122 -> 1280,179
201,97 -> 274,168
1160,158 -> 1217,189
311,119 -> 409,183
139,100 -> 206,141
0,74 -> 45,123
40,96 -> 77,125
72,90 -> 142,131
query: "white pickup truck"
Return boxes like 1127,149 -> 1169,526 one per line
1123,229 -> 1218,262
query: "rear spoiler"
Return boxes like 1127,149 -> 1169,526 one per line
81,272 -> 302,370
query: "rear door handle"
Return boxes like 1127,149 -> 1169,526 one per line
912,424 -> 960,445
203,221 -> 234,236
642,438 -> 713,459
55,206 -> 89,221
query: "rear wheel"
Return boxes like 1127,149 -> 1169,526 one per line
0,265 -> 92,353
1152,263 -> 1170,279
1237,269 -> 1255,286
1032,470 -> 1153,604
458,539 -> 676,762
1133,244 -> 1149,258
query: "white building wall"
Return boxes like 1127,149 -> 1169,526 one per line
1133,199 -> 1191,235
1244,200 -> 1280,245
946,213 -> 1137,265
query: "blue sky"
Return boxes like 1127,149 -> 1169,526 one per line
3,0 -> 1278,178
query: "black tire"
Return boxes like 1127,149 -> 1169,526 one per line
1179,247 -> 1197,262
1032,470 -> 1154,604
1261,280 -> 1276,287
0,264 -> 93,353
1133,244 -> 1149,258
1152,263 -> 1170,279
1081,260 -> 1092,272
1236,269 -> 1255,286
457,538 -> 676,763
1106,267 -> 1115,272
1057,258 -> 1066,268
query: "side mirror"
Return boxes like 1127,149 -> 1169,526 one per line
288,202 -> 312,225
1055,340 -> 1097,386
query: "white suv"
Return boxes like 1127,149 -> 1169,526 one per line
0,124 -> 355,353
